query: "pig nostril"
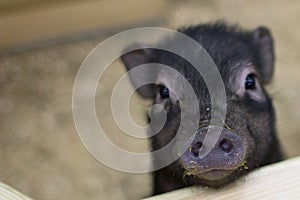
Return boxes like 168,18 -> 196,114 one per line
220,139 -> 233,153
191,142 -> 202,156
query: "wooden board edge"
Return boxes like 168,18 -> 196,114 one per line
0,182 -> 33,200
143,156 -> 300,200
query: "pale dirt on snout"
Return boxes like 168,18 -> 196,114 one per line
0,1 -> 299,200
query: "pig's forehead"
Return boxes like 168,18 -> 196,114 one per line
155,59 -> 256,93
156,69 -> 187,93
156,29 -> 255,70
219,59 -> 255,79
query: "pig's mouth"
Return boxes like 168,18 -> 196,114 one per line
186,169 -> 234,181
180,158 -> 242,181
182,162 -> 236,181
180,159 -> 250,186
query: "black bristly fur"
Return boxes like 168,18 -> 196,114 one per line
121,22 -> 283,196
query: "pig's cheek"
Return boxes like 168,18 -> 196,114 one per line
240,129 -> 257,161
156,99 -> 173,113
246,85 -> 267,102
229,122 -> 256,161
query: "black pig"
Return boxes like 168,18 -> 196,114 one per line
121,22 -> 283,195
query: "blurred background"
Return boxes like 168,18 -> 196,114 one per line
0,0 -> 299,199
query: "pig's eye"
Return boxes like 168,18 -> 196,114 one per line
245,74 -> 256,90
159,85 -> 169,99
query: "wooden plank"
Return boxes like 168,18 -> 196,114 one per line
0,0 -> 167,52
144,156 -> 300,200
1,157 -> 299,199
0,0 -> 86,14
0,182 -> 33,200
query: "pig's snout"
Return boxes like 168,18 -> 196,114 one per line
191,129 -> 239,157
180,126 -> 245,181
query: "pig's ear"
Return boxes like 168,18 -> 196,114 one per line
250,27 -> 275,84
120,46 -> 156,98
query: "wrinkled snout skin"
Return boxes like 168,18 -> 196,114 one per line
121,22 -> 283,195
